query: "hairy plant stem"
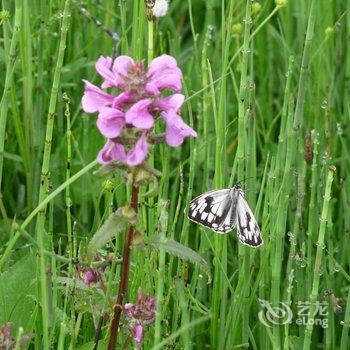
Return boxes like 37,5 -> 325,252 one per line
108,181 -> 139,350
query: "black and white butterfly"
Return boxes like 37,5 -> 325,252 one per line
188,184 -> 263,248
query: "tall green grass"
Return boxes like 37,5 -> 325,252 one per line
0,0 -> 349,349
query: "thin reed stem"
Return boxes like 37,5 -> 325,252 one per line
236,0 -> 252,345
293,0 -> 317,131
35,1 -> 71,346
303,166 -> 336,349
64,93 -> 73,271
154,200 -> 168,345
0,0 -> 22,198
340,288 -> 350,350
211,1 -> 235,347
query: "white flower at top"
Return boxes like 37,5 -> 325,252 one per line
152,0 -> 169,18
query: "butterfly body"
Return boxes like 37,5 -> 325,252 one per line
188,184 -> 263,248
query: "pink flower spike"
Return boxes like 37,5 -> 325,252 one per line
97,140 -> 126,164
97,107 -> 125,138
153,94 -> 185,113
81,80 -> 114,113
125,99 -> 154,129
126,134 -> 149,166
162,109 -> 197,147
134,324 -> 144,344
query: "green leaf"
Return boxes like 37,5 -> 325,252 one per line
87,207 -> 137,260
149,237 -> 212,283
0,253 -> 37,331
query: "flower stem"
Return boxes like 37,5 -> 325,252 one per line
108,181 -> 139,349
147,19 -> 154,64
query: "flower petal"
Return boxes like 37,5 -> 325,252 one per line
153,94 -> 185,113
97,140 -> 126,164
81,80 -> 114,113
126,134 -> 148,166
112,91 -> 134,108
97,107 -> 125,138
144,82 -> 160,96
134,324 -> 144,344
112,56 -> 135,86
95,56 -> 115,88
125,99 -> 154,129
150,298 -> 157,313
162,110 -> 197,147
147,55 -> 182,93
149,69 -> 182,92
148,54 -> 178,76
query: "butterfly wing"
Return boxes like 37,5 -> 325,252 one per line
188,189 -> 236,233
235,189 -> 263,247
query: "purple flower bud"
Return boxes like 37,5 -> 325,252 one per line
134,324 -> 144,344
123,288 -> 157,346
77,267 -> 101,286
83,268 -> 99,285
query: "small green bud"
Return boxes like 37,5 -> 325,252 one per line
251,2 -> 262,16
232,23 -> 243,35
0,10 -> 10,22
275,0 -> 288,8
102,179 -> 113,192
324,27 -> 334,38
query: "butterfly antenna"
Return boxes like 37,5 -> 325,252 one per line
236,176 -> 255,192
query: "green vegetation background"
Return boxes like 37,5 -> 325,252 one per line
0,0 -> 349,349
